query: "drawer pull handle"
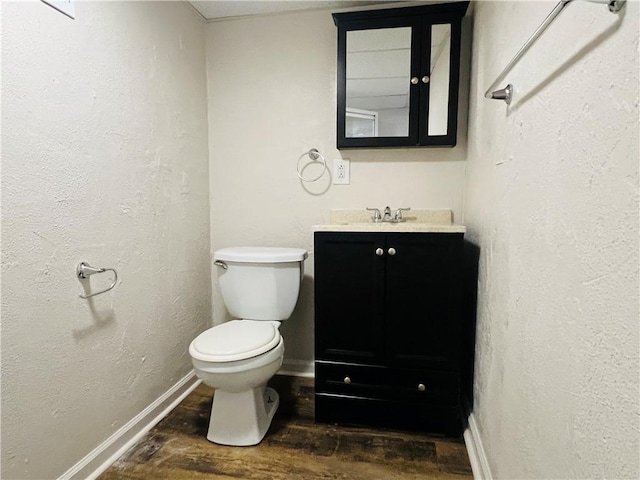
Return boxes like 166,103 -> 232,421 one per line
375,248 -> 384,256
417,383 -> 426,392
388,247 -> 397,256
344,376 -> 352,385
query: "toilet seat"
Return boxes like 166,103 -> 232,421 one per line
190,320 -> 281,363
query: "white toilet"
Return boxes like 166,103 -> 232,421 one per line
189,246 -> 307,446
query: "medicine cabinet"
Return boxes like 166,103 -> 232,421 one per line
333,2 -> 469,149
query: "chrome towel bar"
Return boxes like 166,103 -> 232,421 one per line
485,0 -> 626,104
77,262 -> 118,299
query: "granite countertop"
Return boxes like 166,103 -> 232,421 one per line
313,209 -> 466,233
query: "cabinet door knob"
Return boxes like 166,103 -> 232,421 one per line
422,75 -> 430,84
344,376 -> 352,385
410,77 -> 419,85
388,247 -> 397,256
418,383 -> 426,392
375,247 -> 384,256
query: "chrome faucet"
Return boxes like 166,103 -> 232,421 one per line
393,207 -> 410,222
383,206 -> 392,222
366,207 -> 383,222
366,206 -> 411,223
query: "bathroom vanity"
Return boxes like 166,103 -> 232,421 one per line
313,210 -> 474,436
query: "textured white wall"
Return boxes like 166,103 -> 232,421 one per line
465,1 -> 639,478
205,9 -> 468,366
1,2 -> 210,479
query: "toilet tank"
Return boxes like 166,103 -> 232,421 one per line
214,247 -> 308,321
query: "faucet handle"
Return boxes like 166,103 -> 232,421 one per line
393,207 -> 411,222
366,207 -> 382,222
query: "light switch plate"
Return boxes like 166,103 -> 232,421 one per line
41,0 -> 75,19
333,158 -> 350,185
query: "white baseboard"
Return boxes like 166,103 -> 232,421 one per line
278,359 -> 314,378
464,412 -> 493,480
58,370 -> 201,480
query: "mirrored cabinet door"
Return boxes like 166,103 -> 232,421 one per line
337,15 -> 421,148
333,2 -> 469,149
427,24 -> 452,137
346,26 -> 412,138
419,18 -> 463,146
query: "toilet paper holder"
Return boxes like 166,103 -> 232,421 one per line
76,262 -> 118,299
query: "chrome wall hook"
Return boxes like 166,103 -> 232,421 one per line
77,262 -> 118,299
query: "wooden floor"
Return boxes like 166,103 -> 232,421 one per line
99,375 -> 473,480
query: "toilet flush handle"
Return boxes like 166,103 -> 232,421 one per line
214,260 -> 228,270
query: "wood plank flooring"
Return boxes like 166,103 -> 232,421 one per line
99,375 -> 473,480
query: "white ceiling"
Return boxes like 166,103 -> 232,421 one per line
189,1 -> 405,20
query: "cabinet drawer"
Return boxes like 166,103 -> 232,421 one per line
315,361 -> 459,405
315,394 -> 463,436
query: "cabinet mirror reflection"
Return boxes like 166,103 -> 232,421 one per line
334,2 -> 469,149
346,27 -> 411,138
346,24 -> 452,138
428,24 -> 451,136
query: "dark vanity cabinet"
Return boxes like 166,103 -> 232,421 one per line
333,2 -> 469,148
314,231 -> 470,436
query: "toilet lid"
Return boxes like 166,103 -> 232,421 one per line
190,320 -> 281,362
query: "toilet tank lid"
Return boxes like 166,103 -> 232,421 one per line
215,247 -> 308,263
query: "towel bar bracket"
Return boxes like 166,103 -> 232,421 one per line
608,0 -> 625,13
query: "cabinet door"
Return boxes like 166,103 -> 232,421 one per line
384,233 -> 463,369
314,232 -> 385,362
418,14 -> 463,146
336,15 -> 421,148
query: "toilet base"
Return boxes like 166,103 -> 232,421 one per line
207,386 -> 280,446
